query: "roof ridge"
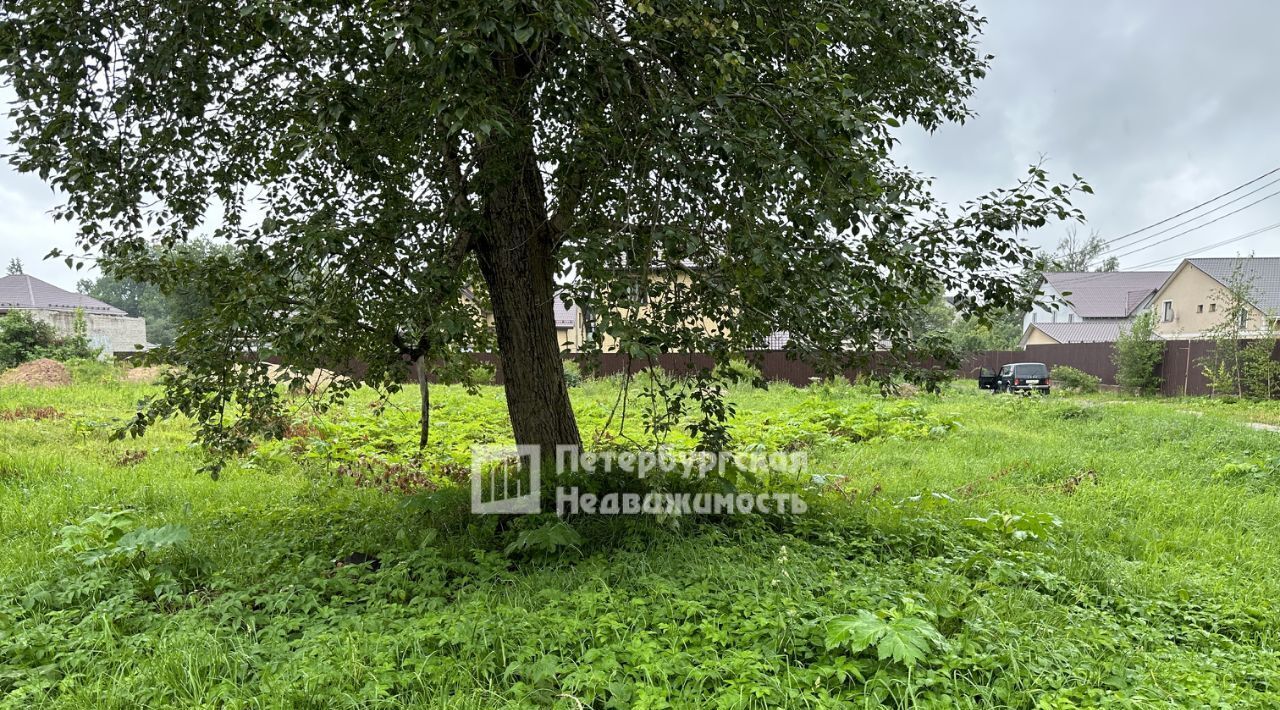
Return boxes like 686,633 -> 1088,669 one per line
0,272 -> 128,316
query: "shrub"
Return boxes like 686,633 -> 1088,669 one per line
715,357 -> 763,386
65,357 -> 122,384
0,310 -> 97,370
562,360 -> 584,387
1051,365 -> 1100,393
467,363 -> 496,386
1113,311 -> 1163,395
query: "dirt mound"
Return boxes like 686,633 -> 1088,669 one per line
0,359 -> 72,388
265,364 -> 350,394
123,366 -> 167,383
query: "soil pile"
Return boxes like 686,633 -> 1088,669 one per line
0,359 -> 72,388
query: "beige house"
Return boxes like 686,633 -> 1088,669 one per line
1150,257 -> 1280,339
1019,270 -> 1169,348
1019,321 -> 1133,348
462,288 -> 587,353
0,273 -> 149,356
553,296 -> 587,352
1023,271 -> 1169,329
580,269 -> 731,354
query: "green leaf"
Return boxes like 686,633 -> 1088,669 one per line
825,611 -> 886,653
875,617 -> 944,667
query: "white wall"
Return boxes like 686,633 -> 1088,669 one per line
1023,283 -> 1079,330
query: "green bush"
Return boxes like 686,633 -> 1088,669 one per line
1113,311 -> 1164,395
1051,365 -> 1100,393
467,363 -> 495,386
562,360 -> 584,387
715,357 -> 763,386
65,357 -> 122,384
0,310 -> 97,370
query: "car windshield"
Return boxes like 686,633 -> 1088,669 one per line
1014,364 -> 1048,378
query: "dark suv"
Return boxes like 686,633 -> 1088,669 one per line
979,362 -> 1051,395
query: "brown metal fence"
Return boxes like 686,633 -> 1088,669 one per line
956,340 -> 1280,396
363,340 -> 1280,398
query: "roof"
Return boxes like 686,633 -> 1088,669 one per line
1020,321 -> 1135,347
1185,257 -> 1280,313
0,274 -> 128,316
1042,271 -> 1171,318
552,296 -> 578,328
762,331 -> 791,349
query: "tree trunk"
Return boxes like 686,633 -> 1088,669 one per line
475,137 -> 582,453
416,354 -> 430,449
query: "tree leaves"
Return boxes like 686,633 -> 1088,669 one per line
0,0 -> 1090,452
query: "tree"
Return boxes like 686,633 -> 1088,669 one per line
0,1 -> 1088,458
906,295 -> 958,339
4,258 -> 23,276
1199,261 -> 1279,399
77,239 -> 239,347
1049,227 -> 1117,273
1113,311 -> 1163,395
948,311 -> 1024,353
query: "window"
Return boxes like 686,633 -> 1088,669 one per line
1068,314 -> 1075,323
1209,303 -> 1217,312
1197,304 -> 1204,313
1162,301 -> 1174,322
1032,312 -> 1039,323
1013,364 -> 1049,379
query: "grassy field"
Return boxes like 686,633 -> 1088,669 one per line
1,374 -> 1278,708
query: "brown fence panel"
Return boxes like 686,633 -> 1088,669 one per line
376,339 -> 1280,397
1024,342 -> 1120,385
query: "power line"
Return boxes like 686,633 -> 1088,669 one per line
1050,166 -> 1280,265
1098,166 -> 1280,247
1055,220 -> 1280,288
1104,221 -> 1280,274
1096,187 -> 1280,264
1098,175 -> 1280,256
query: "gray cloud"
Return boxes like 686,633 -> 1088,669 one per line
2,1 -> 1277,292
896,0 -> 1280,267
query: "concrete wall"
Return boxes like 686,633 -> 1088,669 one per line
1152,263 -> 1271,339
26,309 -> 148,355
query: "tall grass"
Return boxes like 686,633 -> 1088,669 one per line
1,378 -> 1277,707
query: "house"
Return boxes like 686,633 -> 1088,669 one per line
0,273 -> 149,356
553,296 -> 586,352
461,288 -> 587,353
1019,321 -> 1137,348
1150,257 -> 1280,339
1023,271 -> 1171,330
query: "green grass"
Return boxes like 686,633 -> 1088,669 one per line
1,376 -> 1278,707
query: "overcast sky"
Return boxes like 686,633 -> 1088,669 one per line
2,0 -> 1278,291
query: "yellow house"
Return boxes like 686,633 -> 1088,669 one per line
461,288 -> 586,353
553,296 -> 587,352
582,269 -> 733,354
1150,257 -> 1280,339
